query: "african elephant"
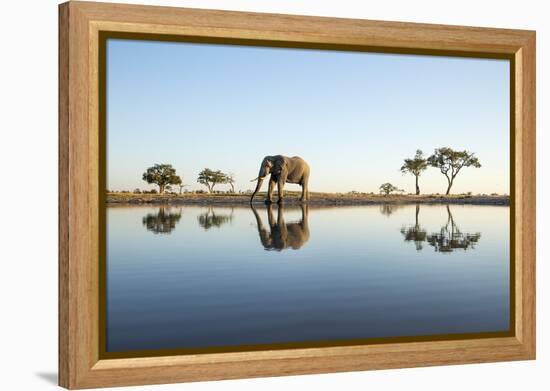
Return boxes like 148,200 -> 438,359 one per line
251,204 -> 310,251
250,155 -> 310,204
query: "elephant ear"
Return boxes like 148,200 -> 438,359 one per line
273,158 -> 286,174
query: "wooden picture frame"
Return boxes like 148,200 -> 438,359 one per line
59,1 -> 536,389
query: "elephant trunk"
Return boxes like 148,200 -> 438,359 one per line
250,177 -> 264,203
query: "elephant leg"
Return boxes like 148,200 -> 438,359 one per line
266,178 -> 276,204
300,177 -> 309,201
277,179 -> 285,204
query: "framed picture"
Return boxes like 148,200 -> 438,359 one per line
59,1 -> 536,389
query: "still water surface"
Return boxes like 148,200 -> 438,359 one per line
106,204 -> 510,352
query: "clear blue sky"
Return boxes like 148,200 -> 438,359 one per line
107,39 -> 510,194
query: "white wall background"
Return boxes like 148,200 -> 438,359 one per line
0,0 -> 546,390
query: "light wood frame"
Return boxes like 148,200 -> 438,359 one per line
59,1 -> 536,389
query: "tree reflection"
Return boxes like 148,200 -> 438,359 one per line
400,204 -> 427,250
197,207 -> 234,230
142,207 -> 182,234
380,204 -> 402,217
251,204 -> 310,251
401,205 -> 481,253
426,205 -> 481,252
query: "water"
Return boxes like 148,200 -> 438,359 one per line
106,203 -> 510,353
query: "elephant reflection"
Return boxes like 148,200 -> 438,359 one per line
142,207 -> 182,234
197,207 -> 234,230
427,205 -> 481,253
401,205 -> 481,253
400,204 -> 427,250
251,204 -> 310,251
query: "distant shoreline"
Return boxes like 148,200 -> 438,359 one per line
106,192 -> 510,206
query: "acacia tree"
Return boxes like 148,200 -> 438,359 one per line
427,147 -> 481,195
171,175 -> 182,194
177,182 -> 188,194
142,164 -> 182,194
379,183 -> 404,196
400,150 -> 428,195
225,173 -> 236,193
167,175 -> 188,194
197,168 -> 226,193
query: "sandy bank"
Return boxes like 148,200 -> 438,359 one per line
106,192 -> 510,206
